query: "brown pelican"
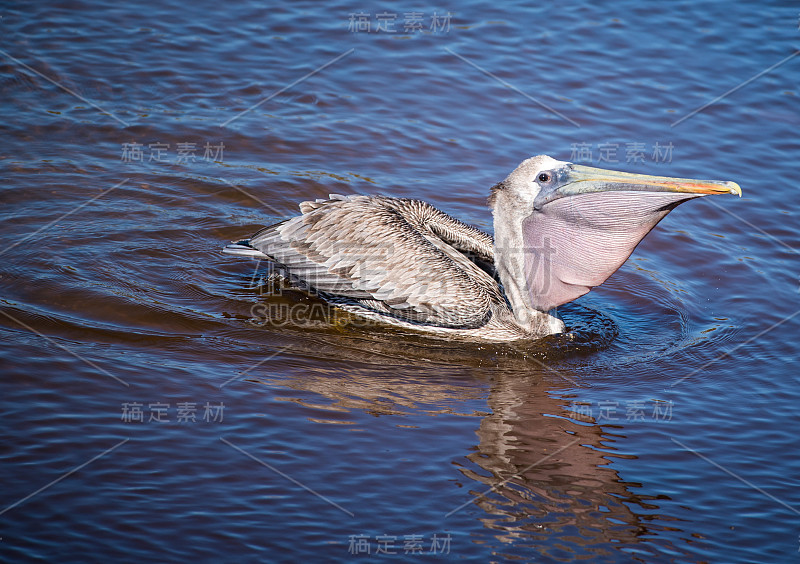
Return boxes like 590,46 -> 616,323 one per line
223,155 -> 740,341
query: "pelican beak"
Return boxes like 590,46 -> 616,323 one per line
534,163 -> 741,208
521,161 -> 742,311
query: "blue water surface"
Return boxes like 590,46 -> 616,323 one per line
1,1 -> 799,562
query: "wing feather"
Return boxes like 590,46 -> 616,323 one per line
248,195 -> 501,328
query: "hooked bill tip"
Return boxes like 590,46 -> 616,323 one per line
726,181 -> 742,197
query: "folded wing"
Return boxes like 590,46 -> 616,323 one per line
247,195 -> 501,329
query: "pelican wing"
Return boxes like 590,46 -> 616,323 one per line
248,195 -> 499,328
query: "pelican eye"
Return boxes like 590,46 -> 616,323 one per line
537,172 -> 552,183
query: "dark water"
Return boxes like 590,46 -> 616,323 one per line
2,1 -> 799,562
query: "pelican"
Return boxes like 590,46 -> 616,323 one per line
223,155 -> 741,341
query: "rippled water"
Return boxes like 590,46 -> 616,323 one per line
2,1 -> 799,562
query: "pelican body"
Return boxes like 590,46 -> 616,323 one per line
223,156 -> 740,341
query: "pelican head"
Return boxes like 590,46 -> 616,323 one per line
489,155 -> 741,329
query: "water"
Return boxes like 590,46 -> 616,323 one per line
2,1 -> 798,561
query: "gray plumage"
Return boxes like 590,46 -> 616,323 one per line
228,194 -> 543,340
223,155 -> 740,341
